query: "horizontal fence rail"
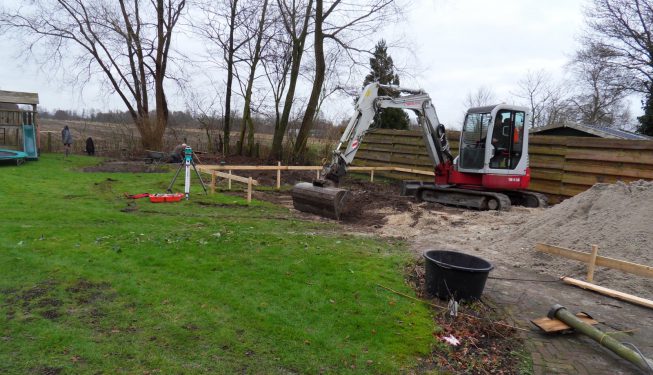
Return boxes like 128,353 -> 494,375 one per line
352,129 -> 653,203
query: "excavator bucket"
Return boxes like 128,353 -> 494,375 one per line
291,182 -> 351,220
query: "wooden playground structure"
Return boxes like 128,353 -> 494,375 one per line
0,90 -> 40,163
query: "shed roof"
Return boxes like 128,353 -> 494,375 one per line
0,90 -> 39,105
530,122 -> 651,140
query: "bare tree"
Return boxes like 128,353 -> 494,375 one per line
464,86 -> 496,109
292,0 -> 399,160
194,0 -> 252,154
567,43 -> 632,126
186,88 -> 224,154
512,70 -> 556,127
0,0 -> 186,150
540,83 -> 574,127
584,0 -> 653,133
269,0 -> 314,161
236,0 -> 270,156
261,22 -> 293,150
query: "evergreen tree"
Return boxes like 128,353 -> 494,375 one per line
637,91 -> 653,136
362,40 -> 410,130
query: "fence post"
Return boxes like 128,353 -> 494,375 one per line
228,170 -> 232,190
276,161 -> 281,190
587,245 -> 599,282
247,177 -> 252,203
210,171 -> 216,195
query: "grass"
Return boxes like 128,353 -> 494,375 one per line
0,154 -> 434,374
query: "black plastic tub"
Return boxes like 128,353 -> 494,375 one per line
423,250 -> 494,301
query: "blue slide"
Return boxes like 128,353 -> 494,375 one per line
22,124 -> 38,160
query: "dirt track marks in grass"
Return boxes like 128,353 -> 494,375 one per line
2,278 -> 116,327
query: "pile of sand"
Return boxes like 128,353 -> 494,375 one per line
492,180 -> 653,298
375,180 -> 653,298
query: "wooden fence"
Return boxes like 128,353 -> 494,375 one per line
352,129 -> 653,203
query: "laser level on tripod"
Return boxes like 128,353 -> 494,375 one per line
167,146 -> 208,199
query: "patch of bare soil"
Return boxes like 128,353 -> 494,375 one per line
83,160 -> 169,173
2,278 -> 116,328
337,179 -> 413,226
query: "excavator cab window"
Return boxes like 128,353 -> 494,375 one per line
489,110 -> 525,169
459,112 -> 492,169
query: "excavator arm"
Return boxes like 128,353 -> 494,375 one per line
321,82 -> 452,184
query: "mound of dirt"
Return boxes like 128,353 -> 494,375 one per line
339,179 -> 413,226
492,180 -> 653,298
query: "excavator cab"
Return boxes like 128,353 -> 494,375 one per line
457,104 -> 529,176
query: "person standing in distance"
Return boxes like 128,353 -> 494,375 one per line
61,125 -> 73,157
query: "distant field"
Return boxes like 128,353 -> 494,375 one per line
38,119 -> 335,158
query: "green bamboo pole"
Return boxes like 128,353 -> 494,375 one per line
548,304 -> 653,372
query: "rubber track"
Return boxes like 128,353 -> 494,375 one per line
520,190 -> 548,208
416,186 -> 512,211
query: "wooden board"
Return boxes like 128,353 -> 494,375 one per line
0,90 -> 39,105
197,168 -> 259,186
531,312 -> 598,333
561,277 -> 653,309
535,243 -> 653,279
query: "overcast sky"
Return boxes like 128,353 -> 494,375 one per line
1,0 -> 639,129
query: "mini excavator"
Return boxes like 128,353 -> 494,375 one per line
291,82 -> 547,219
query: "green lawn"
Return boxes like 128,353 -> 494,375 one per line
0,154 -> 434,374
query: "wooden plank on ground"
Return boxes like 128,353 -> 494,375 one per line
531,312 -> 598,333
561,277 -> 653,309
535,243 -> 653,279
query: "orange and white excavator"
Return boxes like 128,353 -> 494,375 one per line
291,82 -> 547,219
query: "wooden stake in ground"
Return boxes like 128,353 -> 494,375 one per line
276,161 -> 281,190
210,171 -> 216,194
228,170 -> 232,190
247,177 -> 252,203
587,244 -> 599,282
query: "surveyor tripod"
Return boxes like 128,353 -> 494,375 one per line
166,146 -> 208,199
